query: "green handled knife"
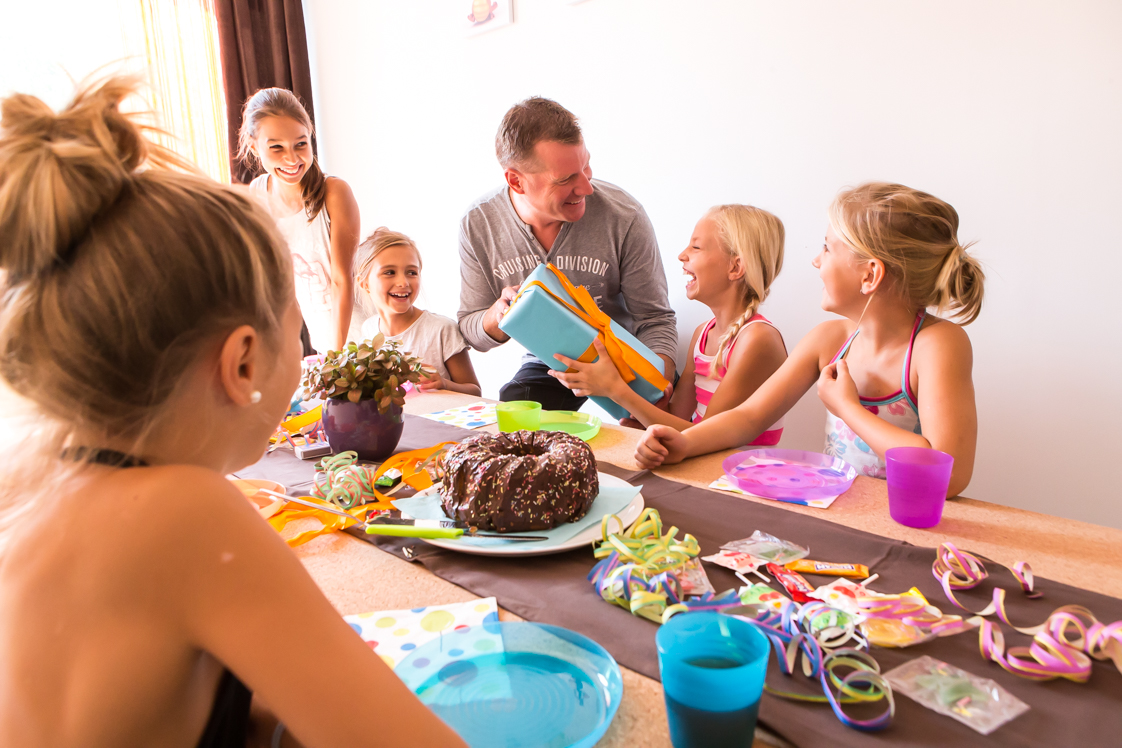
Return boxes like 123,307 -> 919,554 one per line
276,494 -> 548,541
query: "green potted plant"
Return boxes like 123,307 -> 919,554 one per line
301,333 -> 425,461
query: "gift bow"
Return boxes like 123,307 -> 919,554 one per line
511,263 -> 670,393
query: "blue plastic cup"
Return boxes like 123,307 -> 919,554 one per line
656,612 -> 770,748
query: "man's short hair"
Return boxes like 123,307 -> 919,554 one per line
495,97 -> 582,170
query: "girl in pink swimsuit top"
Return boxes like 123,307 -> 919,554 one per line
549,204 -> 788,437
693,314 -> 785,444
824,311 -> 926,477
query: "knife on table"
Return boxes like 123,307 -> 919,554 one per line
272,493 -> 549,541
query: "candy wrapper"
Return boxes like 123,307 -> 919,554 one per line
676,557 -> 716,597
701,549 -> 765,574
808,578 -> 871,616
862,617 -> 937,648
884,656 -> 1030,735
721,530 -> 808,565
787,559 -> 869,579
738,582 -> 789,612
766,563 -> 814,603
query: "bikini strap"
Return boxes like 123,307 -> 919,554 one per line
62,447 -> 148,468
830,327 -> 861,364
900,310 -> 926,410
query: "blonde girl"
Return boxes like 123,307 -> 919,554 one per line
0,77 -> 465,748
356,228 -> 481,396
552,205 -> 787,437
636,183 -> 984,498
239,88 -> 364,354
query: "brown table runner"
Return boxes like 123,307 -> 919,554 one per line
247,417 -> 1122,746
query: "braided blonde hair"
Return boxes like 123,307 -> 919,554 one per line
829,182 -> 984,324
707,205 -> 785,379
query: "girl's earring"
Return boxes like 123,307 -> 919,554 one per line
249,391 -> 263,404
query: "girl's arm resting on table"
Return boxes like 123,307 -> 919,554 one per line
165,470 -> 466,747
635,321 -> 840,468
325,178 -> 360,351
420,350 -> 481,396
817,322 -> 976,496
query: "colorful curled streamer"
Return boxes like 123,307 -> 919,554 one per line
929,543 -> 1122,682
311,443 -> 455,510
729,599 -> 894,731
587,509 -> 739,623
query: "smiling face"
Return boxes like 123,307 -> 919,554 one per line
252,115 -> 312,185
678,216 -> 739,303
362,243 -> 422,318
511,140 -> 594,224
812,224 -> 871,315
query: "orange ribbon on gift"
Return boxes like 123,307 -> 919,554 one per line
510,263 -> 669,393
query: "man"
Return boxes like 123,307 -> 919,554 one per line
457,97 -> 677,412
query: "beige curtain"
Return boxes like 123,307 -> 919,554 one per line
133,0 -> 230,182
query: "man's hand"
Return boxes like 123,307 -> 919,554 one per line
482,285 -> 520,343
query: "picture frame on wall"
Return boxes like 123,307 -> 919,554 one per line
464,0 -> 513,37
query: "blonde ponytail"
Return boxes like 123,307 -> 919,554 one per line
830,182 -> 985,324
706,204 -> 785,378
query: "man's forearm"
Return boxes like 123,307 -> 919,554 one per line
458,309 -> 505,352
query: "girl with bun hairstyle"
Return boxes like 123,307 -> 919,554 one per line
0,77 -> 465,748
239,88 -> 364,354
636,183 -> 984,498
552,204 -> 788,439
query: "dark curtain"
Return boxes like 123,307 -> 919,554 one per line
215,0 -> 316,185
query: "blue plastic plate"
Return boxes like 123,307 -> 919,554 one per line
397,622 -> 623,748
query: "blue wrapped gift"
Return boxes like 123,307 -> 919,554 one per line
498,263 -> 667,421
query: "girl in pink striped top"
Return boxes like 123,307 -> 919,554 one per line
552,205 -> 787,437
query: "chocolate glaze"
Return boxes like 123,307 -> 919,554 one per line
438,430 -> 599,532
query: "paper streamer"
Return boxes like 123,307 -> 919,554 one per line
729,598 -> 894,731
587,508 -> 739,623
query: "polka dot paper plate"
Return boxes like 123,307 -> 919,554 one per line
398,622 -> 623,748
721,448 -> 857,501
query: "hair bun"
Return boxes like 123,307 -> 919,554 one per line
0,75 -> 156,283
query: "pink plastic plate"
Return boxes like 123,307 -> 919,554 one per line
721,449 -> 857,501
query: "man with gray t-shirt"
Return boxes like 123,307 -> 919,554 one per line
457,97 -> 677,412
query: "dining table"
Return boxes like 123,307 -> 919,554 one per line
244,390 -> 1122,747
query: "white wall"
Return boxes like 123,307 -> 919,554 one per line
304,0 -> 1122,528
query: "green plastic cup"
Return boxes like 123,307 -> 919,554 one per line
496,401 -> 542,432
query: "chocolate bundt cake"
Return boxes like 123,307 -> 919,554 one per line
437,430 -> 599,532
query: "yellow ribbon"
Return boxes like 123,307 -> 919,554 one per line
510,263 -> 669,393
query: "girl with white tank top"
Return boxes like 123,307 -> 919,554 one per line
551,205 -> 788,437
238,88 -> 365,354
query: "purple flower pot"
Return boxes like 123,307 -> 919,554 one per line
322,397 -> 404,462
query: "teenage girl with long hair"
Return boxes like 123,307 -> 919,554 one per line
239,88 -> 364,354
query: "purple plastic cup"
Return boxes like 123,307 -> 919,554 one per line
885,447 -> 954,528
